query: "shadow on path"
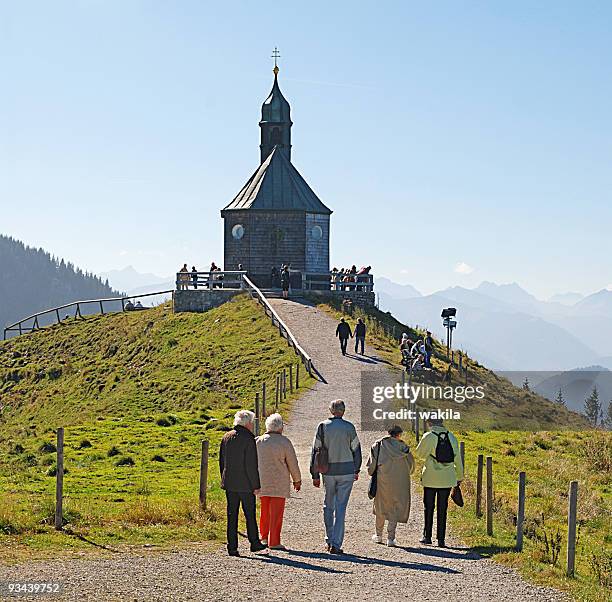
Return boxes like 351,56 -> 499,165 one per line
245,554 -> 350,574
286,549 -> 460,574
345,353 -> 379,364
399,546 -> 480,561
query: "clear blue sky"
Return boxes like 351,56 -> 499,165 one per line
2,1 -> 611,297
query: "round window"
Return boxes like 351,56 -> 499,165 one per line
311,225 -> 323,240
232,224 -> 245,240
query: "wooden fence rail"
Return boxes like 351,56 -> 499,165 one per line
4,289 -> 174,340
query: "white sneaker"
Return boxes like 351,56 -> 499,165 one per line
371,534 -> 383,544
260,539 -> 268,545
387,539 -> 397,547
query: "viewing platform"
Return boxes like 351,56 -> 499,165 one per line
173,270 -> 375,313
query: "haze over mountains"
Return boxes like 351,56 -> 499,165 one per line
0,235 -> 118,330
375,276 -> 612,372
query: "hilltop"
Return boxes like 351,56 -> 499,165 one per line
0,295 -> 313,557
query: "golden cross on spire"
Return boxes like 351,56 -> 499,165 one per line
271,47 -> 281,75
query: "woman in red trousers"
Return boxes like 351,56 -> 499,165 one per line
255,413 -> 301,550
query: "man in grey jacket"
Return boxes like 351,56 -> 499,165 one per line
310,399 -> 362,554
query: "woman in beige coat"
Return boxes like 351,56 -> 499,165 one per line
256,413 -> 301,550
367,424 -> 414,547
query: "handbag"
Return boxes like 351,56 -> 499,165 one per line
451,483 -> 464,507
368,441 -> 382,500
313,423 -> 329,475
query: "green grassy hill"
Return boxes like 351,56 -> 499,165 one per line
0,295 -> 313,560
315,297 -> 589,430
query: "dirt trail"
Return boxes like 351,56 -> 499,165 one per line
0,299 -> 566,602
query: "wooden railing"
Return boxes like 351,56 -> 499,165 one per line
3,290 -> 174,340
176,271 -> 246,290
242,275 -> 314,376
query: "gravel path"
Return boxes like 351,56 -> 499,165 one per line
0,299 -> 567,602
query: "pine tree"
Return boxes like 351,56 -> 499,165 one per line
584,386 -> 601,427
604,402 -> 612,431
522,377 -> 530,391
555,387 -> 565,406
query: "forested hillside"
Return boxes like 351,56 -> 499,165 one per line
0,235 -> 118,329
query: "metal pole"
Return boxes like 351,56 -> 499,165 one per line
254,393 -> 260,436
262,383 -> 266,419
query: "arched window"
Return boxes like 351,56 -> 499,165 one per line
270,127 -> 281,145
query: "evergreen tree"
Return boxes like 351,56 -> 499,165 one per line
0,234 -> 118,329
522,377 -> 530,391
583,386 -> 601,427
555,387 -> 565,406
604,402 -> 612,431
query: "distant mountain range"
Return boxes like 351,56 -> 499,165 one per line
0,235 -> 119,329
98,266 -> 174,307
376,277 -> 612,372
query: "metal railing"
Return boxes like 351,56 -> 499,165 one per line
242,275 -> 314,376
176,271 -> 247,290
3,290 -> 174,340
302,272 -> 374,292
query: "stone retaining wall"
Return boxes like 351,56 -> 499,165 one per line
173,289 -> 242,313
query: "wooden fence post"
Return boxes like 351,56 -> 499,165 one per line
476,454 -> 484,517
486,456 -> 493,536
566,480 -> 578,577
516,471 -> 526,551
254,392 -> 260,436
275,375 -> 280,410
55,427 -> 64,530
262,383 -> 267,419
296,363 -> 300,389
199,440 -> 209,510
459,441 -> 465,471
289,365 -> 294,394
283,369 -> 287,399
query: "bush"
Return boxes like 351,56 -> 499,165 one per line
582,432 -> 612,473
46,464 -> 68,477
588,550 -> 612,588
151,454 -> 166,462
38,442 -> 57,453
107,446 -> 121,457
115,456 -> 135,467
8,443 -> 25,455
156,417 -> 171,427
78,439 -> 92,449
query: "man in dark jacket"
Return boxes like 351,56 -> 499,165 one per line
336,318 -> 353,356
354,318 -> 366,355
219,410 -> 267,556
424,331 -> 434,368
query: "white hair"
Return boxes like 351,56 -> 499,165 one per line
233,410 -> 255,427
265,413 -> 284,433
329,399 -> 346,415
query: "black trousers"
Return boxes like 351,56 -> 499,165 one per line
339,338 -> 348,355
355,336 -> 365,354
225,490 -> 260,552
423,487 -> 451,543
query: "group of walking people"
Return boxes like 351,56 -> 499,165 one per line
219,400 -> 464,556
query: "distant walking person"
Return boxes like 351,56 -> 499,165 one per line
219,410 -> 268,556
310,400 -> 362,554
368,425 -> 414,547
424,331 -> 434,368
354,318 -> 366,355
335,318 -> 353,356
415,418 -> 464,547
280,265 -> 290,299
256,414 -> 301,550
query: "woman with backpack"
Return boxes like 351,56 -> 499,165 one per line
367,425 -> 414,547
415,417 -> 464,547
